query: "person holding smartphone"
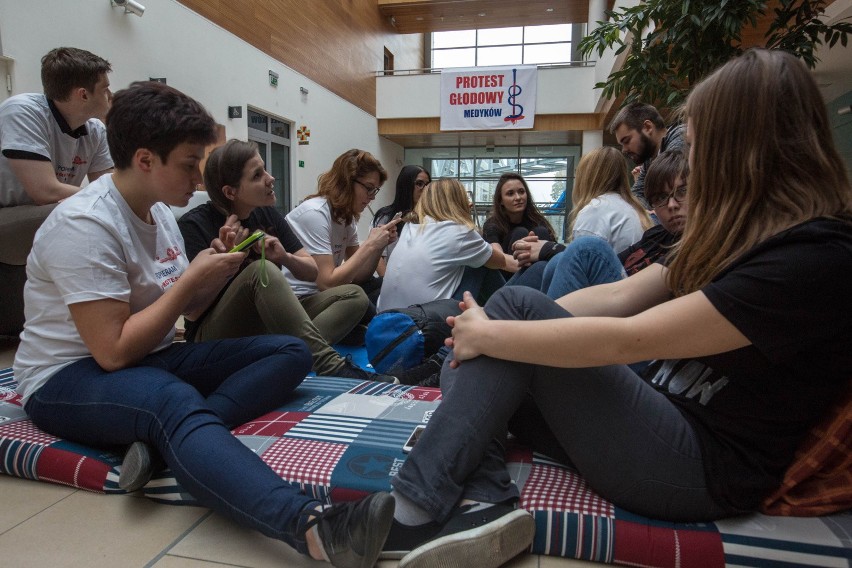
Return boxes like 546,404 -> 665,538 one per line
284,149 -> 401,342
371,165 -> 431,276
13,81 -> 394,567
178,139 -> 396,382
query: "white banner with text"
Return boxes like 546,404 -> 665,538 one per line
440,66 -> 537,131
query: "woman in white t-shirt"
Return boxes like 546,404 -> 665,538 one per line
568,146 -> 652,253
378,178 -> 512,311
284,149 -> 401,340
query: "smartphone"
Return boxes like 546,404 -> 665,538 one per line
229,230 -> 265,253
402,424 -> 426,453
392,211 -> 403,221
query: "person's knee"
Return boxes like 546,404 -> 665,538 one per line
572,236 -> 612,256
507,226 -> 531,248
337,284 -> 370,315
266,334 -> 313,376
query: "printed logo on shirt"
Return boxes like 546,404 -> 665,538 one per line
646,359 -> 729,406
72,155 -> 87,166
157,245 -> 183,264
55,163 -> 78,183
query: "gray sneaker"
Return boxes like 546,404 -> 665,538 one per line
118,441 -> 155,492
302,492 -> 395,568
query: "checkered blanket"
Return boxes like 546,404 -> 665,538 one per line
1,367 -> 850,567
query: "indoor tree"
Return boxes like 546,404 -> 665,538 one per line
578,0 -> 852,108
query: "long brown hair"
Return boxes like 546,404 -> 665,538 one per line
668,49 -> 852,294
308,149 -> 387,226
486,173 -> 555,240
203,139 -> 259,213
568,146 -> 652,235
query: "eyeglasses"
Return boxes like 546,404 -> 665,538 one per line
650,185 -> 687,210
354,179 -> 381,197
414,179 -> 428,188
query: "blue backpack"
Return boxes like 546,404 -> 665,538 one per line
365,299 -> 461,374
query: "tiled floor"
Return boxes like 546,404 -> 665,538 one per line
0,341 -> 595,568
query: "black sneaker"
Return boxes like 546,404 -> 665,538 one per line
330,356 -> 398,384
383,503 -> 535,568
118,441 -> 155,492
393,353 -> 444,386
417,372 -> 440,388
301,492 -> 395,568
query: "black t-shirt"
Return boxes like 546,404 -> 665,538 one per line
177,202 -> 304,337
641,217 -> 852,511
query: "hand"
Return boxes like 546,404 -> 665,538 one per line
631,165 -> 642,182
257,235 -> 286,265
512,234 -> 548,267
180,247 -> 246,319
211,215 -> 248,253
445,291 -> 490,368
365,216 -> 402,249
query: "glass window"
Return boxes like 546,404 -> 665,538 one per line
248,109 -> 268,133
432,24 -> 572,69
524,24 -> 571,43
524,43 -> 571,65
270,118 -> 289,139
432,30 -> 476,49
432,48 -> 476,69
478,45 -> 522,66
478,27 -> 522,46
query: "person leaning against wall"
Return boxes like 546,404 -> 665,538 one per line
0,47 -> 114,337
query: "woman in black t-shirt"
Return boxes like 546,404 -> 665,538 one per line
377,49 -> 852,567
178,139 -> 393,382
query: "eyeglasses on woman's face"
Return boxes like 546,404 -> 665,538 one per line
354,179 -> 381,197
651,184 -> 687,210
414,179 -> 428,188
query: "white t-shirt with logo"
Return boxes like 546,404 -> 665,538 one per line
377,218 -> 494,311
14,174 -> 187,403
0,93 -> 113,206
283,196 -> 359,296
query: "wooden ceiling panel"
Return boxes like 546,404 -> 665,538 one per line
378,0 -> 597,33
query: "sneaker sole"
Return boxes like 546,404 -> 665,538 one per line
118,441 -> 153,492
398,509 -> 535,568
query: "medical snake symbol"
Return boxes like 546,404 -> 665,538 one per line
505,68 -> 525,124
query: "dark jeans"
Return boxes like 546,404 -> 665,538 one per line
25,335 -> 317,552
391,286 -> 733,523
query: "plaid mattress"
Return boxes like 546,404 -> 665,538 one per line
1,367 -> 850,567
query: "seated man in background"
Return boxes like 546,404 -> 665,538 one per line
0,47 -> 114,337
609,102 -> 686,209
510,150 -> 688,298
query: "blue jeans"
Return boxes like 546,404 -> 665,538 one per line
24,335 -> 316,551
391,287 -> 734,523
541,236 -> 626,299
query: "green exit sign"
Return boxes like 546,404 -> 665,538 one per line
298,160 -> 305,168
269,70 -> 279,87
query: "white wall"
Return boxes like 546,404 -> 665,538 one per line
0,0 -> 403,236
